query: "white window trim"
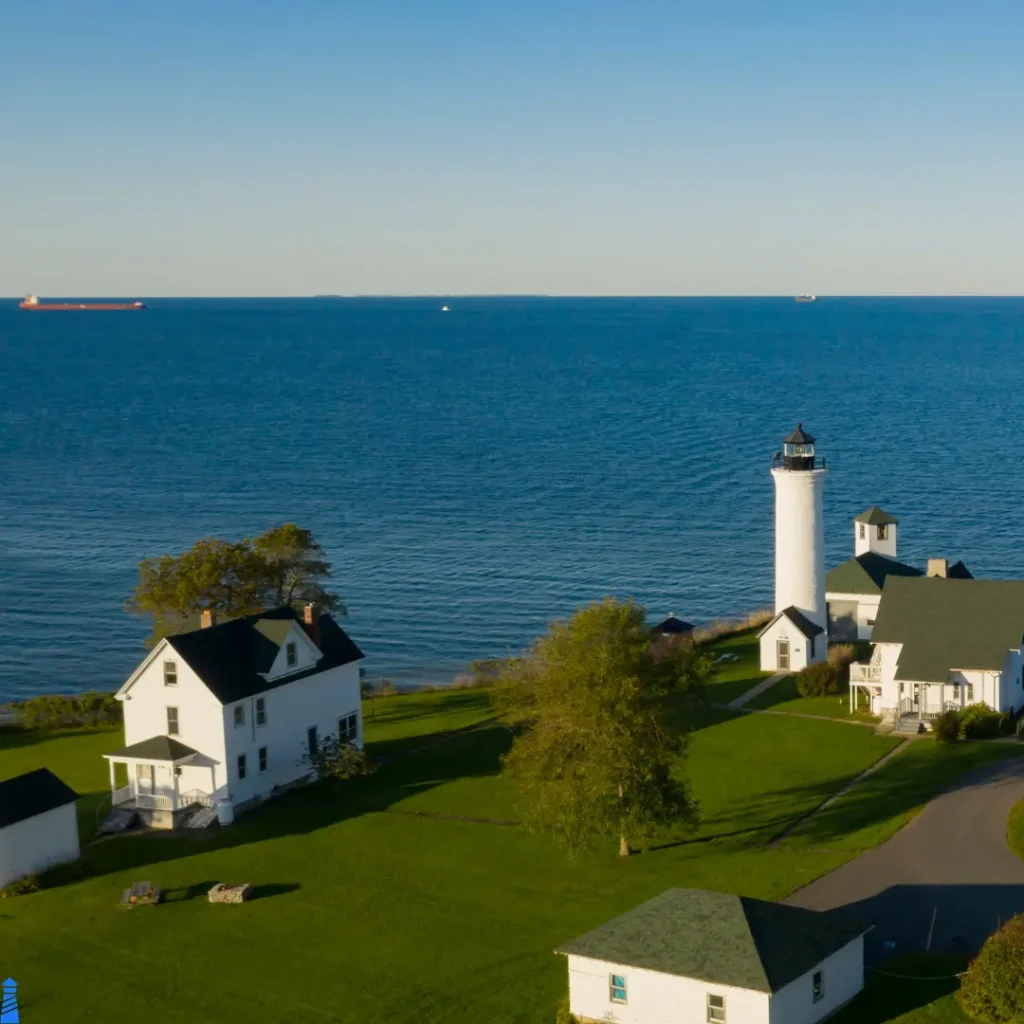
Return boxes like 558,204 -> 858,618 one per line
258,746 -> 268,772
256,697 -> 268,727
608,974 -> 627,1004
286,641 -> 297,667
812,969 -> 825,1003
234,704 -> 245,727
237,754 -> 247,780
167,706 -> 180,735
163,660 -> 178,686
707,993 -> 726,1023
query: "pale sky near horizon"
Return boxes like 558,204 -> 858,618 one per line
2,1 -> 1023,296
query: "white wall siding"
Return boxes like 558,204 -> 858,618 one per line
566,955 -> 770,1024
759,616 -> 823,673
854,522 -> 897,559
223,661 -> 362,806
768,937 -> 864,1024
0,804 -> 80,888
772,466 -> 827,630
826,592 -> 881,641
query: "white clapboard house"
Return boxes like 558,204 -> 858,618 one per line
103,604 -> 364,828
557,888 -> 869,1024
0,768 -> 80,888
848,576 -> 1024,728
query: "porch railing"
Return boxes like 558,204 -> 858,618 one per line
179,789 -> 214,808
135,793 -> 174,810
899,698 -> 961,720
112,785 -> 132,807
849,662 -> 881,683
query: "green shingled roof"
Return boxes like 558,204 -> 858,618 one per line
105,736 -> 200,762
555,889 -> 868,993
871,577 -> 1024,683
854,506 -> 899,526
826,552 -> 923,596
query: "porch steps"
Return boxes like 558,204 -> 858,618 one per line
99,807 -> 138,834
183,805 -> 218,829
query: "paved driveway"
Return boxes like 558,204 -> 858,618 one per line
785,753 -> 1024,959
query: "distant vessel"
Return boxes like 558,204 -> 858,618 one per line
441,305 -> 449,312
19,294 -> 145,311
795,295 -> 816,303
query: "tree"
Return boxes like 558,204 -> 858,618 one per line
496,597 -> 711,856
126,523 -> 344,645
299,734 -> 375,783
958,913 -> 1024,1022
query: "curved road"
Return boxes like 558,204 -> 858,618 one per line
785,753 -> 1024,960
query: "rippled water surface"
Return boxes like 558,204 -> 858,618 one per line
1,297 -> 1023,700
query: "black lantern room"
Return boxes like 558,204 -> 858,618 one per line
774,423 -> 820,471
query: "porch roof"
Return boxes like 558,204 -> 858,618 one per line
104,735 -> 200,764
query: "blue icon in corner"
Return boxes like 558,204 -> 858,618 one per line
0,978 -> 18,1024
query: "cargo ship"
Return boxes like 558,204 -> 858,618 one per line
794,294 -> 816,303
19,294 -> 145,310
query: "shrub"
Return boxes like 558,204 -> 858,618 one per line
1,874 -> 41,899
933,708 -> 961,743
958,913 -> 1024,1022
554,995 -> 578,1024
827,644 -> 856,670
12,691 -> 121,730
796,662 -> 840,698
960,703 -> 1002,740
300,734 -> 375,782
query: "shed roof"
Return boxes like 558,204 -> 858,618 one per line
165,607 -> 364,704
854,506 -> 899,526
0,768 -> 79,829
652,614 -> 694,635
826,552 -> 923,596
556,888 -> 868,993
758,606 -> 824,640
871,577 -> 1024,682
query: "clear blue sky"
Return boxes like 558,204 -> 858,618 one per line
2,1 -> 1023,295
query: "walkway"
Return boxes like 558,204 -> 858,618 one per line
785,756 -> 1024,959
728,671 -> 788,709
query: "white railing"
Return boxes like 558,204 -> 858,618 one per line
899,698 -> 955,720
179,789 -> 214,808
849,662 -> 881,683
134,792 -> 174,810
112,785 -> 132,806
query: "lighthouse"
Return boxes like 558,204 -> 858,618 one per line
758,424 -> 827,672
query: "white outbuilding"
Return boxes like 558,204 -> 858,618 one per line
557,888 -> 869,1024
0,768 -> 80,888
758,605 -> 826,672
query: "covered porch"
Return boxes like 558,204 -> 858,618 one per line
103,735 -> 218,828
849,660 -> 882,714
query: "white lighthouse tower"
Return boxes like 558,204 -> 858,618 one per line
758,424 -> 827,672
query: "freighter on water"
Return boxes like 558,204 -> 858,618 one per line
19,294 -> 146,310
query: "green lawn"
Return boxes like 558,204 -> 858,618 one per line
832,957 -> 969,1024
362,686 -> 496,757
745,672 -> 880,721
701,629 -> 771,704
1009,797 -> 1024,861
1,685 -> 1018,1023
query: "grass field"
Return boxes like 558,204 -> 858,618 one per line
2,661 -> 1021,1023
745,672 -> 880,721
1010,797 -> 1024,861
700,629 -> 771,703
832,956 -> 968,1024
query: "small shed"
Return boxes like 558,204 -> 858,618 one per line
556,888 -> 868,1024
651,613 -> 694,638
758,606 -> 825,672
0,768 -> 80,888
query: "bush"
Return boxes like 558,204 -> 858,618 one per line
796,662 -> 840,698
827,644 -> 856,669
554,995 -> 578,1024
11,691 -> 121,730
933,708 -> 961,743
1,874 -> 41,899
958,913 -> 1024,1022
960,703 -> 1002,740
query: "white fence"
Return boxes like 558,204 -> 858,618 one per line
849,662 -> 881,683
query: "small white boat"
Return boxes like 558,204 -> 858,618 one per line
441,305 -> 450,312
795,294 -> 816,303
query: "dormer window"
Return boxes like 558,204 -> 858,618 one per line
877,524 -> 888,541
859,523 -> 866,539
286,641 -> 297,668
163,661 -> 178,686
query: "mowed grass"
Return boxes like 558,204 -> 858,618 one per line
745,672 -> 879,721
832,956 -> 969,1024
1009,797 -> 1024,861
2,674 -> 1020,1023
701,629 -> 770,704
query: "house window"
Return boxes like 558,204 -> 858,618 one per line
307,726 -> 319,757
286,641 -> 297,667
340,712 -> 358,743
258,746 -> 267,772
609,974 -> 627,1004
256,697 -> 267,727
163,661 -> 177,686
234,704 -> 245,727
859,523 -> 865,539
966,684 -> 974,702
866,618 -> 875,626
167,706 -> 179,736
877,524 -> 888,540
237,754 -> 247,780
813,970 -> 824,1003
707,993 -> 726,1022
809,636 -> 816,659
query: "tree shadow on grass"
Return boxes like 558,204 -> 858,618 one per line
0,725 -> 121,752
363,689 -> 493,727
62,724 -> 516,887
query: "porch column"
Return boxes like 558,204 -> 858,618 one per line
108,758 -> 116,793
210,765 -> 217,799
919,684 -> 926,724
172,768 -> 179,812
850,683 -> 855,715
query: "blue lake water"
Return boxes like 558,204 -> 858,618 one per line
1,297 -> 1023,702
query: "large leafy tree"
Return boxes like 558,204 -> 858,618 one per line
127,523 -> 344,645
497,597 -> 711,856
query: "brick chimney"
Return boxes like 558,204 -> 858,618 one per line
303,602 -> 321,646
927,558 -> 948,578
200,609 -> 217,629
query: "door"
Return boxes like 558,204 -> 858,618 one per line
307,726 -> 319,758
777,640 -> 790,671
912,683 -> 921,709
136,763 -> 154,795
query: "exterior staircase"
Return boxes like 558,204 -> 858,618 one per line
182,805 -> 218,829
99,807 -> 138,834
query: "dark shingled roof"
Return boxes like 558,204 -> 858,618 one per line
871,577 -> 1024,683
556,889 -> 868,993
784,423 -> 815,445
948,560 -> 974,580
758,606 -> 824,640
106,736 -> 200,762
164,607 -> 364,705
653,614 -> 694,635
0,768 -> 79,829
854,506 -> 899,526
826,552 -> 923,596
